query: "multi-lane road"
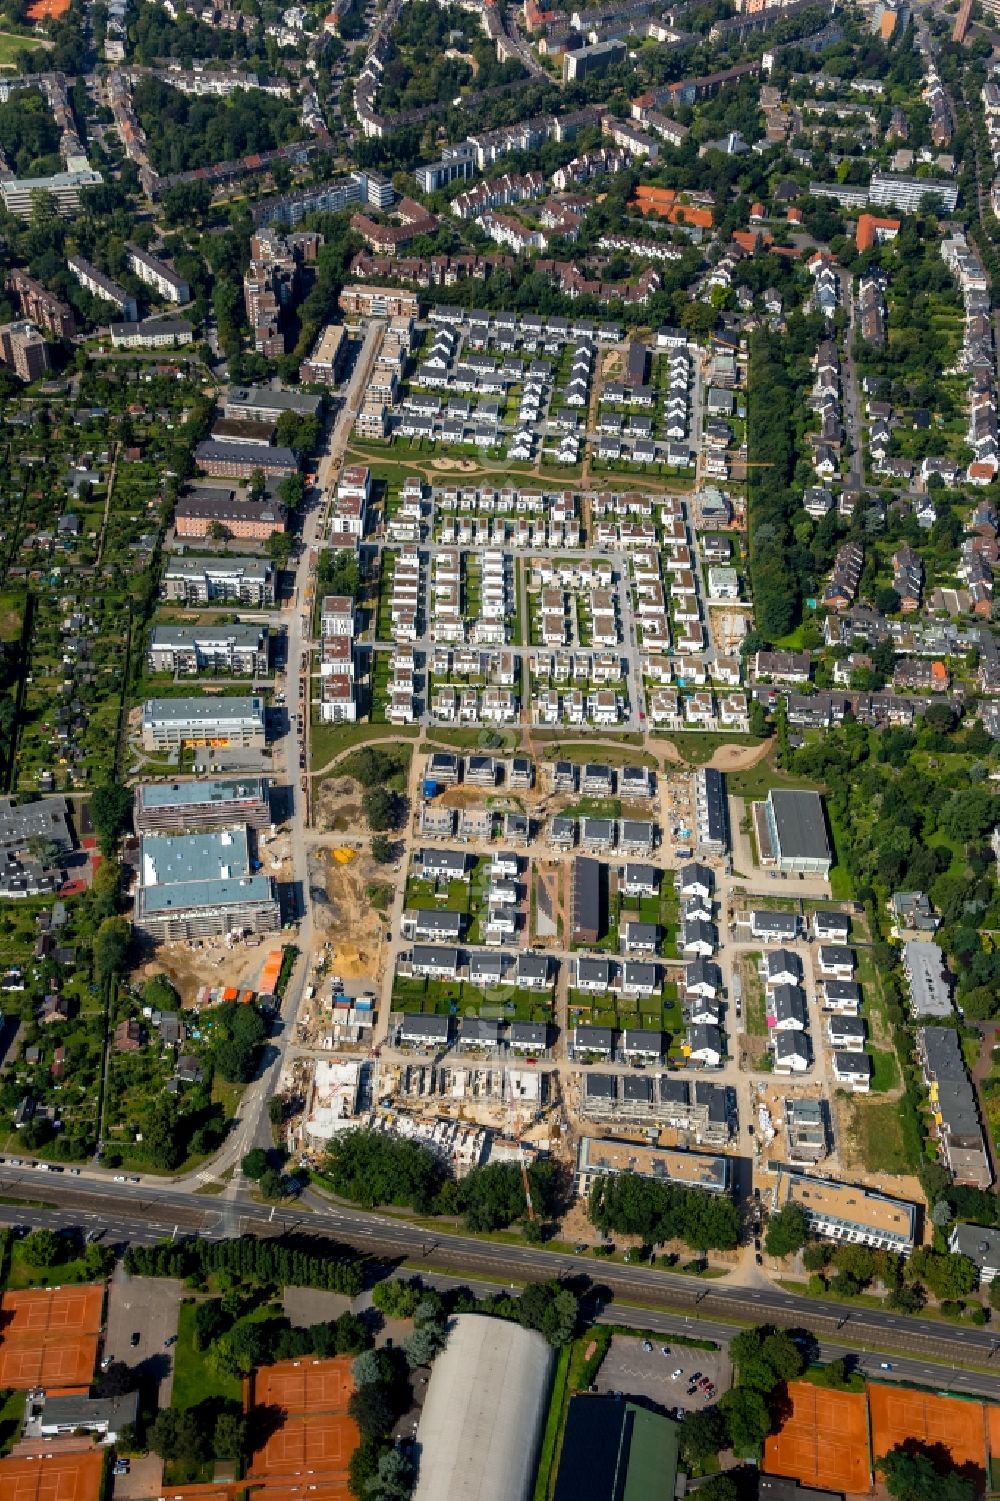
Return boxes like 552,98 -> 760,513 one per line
5,1164 -> 1000,1392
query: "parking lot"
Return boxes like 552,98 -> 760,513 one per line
594,1334 -> 730,1414
105,1267 -> 183,1409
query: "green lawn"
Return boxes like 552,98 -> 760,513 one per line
869,1047 -> 899,1093
847,1096 -> 912,1175
0,31 -> 42,66
652,732 -> 764,763
5,1244 -> 93,1289
310,720 -> 417,770
170,1299 -> 243,1410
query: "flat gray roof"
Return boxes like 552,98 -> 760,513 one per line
137,777 -> 267,810
163,554 -> 272,579
142,696 -> 264,725
141,828 -> 251,886
768,788 -> 831,862
149,623 -> 267,649
226,384 -> 321,415
140,874 -> 274,912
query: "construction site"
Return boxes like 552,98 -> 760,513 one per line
281,1047 -> 563,1183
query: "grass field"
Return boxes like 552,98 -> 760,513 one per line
653,731 -> 765,763
847,1096 -> 910,1175
310,720 -> 417,771
869,1047 -> 899,1093
170,1299 -> 243,1411
0,31 -> 43,65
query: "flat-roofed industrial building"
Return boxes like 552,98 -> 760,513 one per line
754,788 -> 832,877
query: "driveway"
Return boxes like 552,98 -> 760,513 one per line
594,1333 -> 730,1414
105,1267 -> 183,1409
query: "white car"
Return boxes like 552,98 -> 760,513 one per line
672,1368 -> 684,1379
114,1174 -> 127,1182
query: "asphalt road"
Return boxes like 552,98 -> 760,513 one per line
3,1170 -> 1000,1388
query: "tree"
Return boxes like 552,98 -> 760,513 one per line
371,834 -> 394,864
719,1385 -> 771,1456
518,1281 -> 578,1347
193,1298 -> 228,1351
362,786 -> 401,832
266,530 -> 293,568
371,1448 -> 415,1501
241,1148 -> 269,1181
94,1360 -> 137,1398
760,1331 -> 805,1382
680,1407 -> 728,1466
931,1200 -> 953,1228
352,1348 -> 392,1389
249,468 -> 266,501
372,1279 -> 423,1319
695,1478 -> 738,1501
403,1323 -> 445,1369
879,1447 -> 974,1501
148,1408 -> 209,1466
258,1168 -> 287,1200
94,916 -> 130,984
764,1203 -> 809,1258
213,1411 -> 248,1463
144,1095 -> 185,1171
90,782 -> 131,854
347,1438 -> 381,1500
348,1382 -> 396,1439
325,1129 -> 444,1211
22,1229 -> 63,1267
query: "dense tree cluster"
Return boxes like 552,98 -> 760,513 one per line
790,719 -> 1000,1019
588,1173 -> 741,1251
132,77 -> 306,177
323,1129 -> 445,1211
124,1234 -> 364,1297
323,1129 -> 558,1233
0,94 -> 61,178
210,1000 -> 268,1084
879,1446 -> 975,1501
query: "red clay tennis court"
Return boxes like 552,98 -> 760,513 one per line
261,1482 -> 353,1501
0,1286 -> 103,1338
0,1286 -> 103,1390
764,1382 -> 871,1494
251,1359 -> 353,1414
26,0 -> 71,17
869,1386 -> 987,1474
253,1413 -> 359,1475
0,1449 -> 103,1501
248,1356 -> 358,1486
